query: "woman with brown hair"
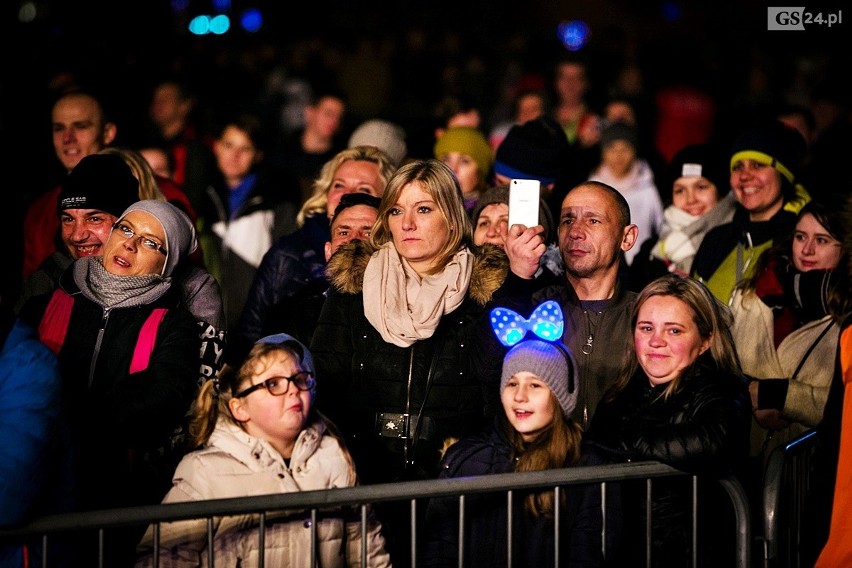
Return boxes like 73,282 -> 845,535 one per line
732,199 -> 850,465
585,274 -> 750,567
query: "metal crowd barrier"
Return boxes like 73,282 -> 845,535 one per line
760,429 -> 820,568
0,461 -> 751,568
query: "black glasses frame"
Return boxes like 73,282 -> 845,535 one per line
234,372 -> 315,399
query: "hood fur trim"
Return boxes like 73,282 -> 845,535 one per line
326,241 -> 509,306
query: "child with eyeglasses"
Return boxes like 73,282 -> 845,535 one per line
135,333 -> 391,568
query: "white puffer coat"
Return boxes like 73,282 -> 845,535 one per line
135,417 -> 391,568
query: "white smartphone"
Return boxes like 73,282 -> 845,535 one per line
508,179 -> 540,228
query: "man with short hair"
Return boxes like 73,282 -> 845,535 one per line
144,78 -> 218,213
324,193 -> 381,261
21,89 -> 118,281
230,192 -> 381,356
490,181 -> 639,428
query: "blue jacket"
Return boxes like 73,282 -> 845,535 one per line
234,213 -> 329,352
0,318 -> 74,567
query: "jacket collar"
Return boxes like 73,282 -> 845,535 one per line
326,240 -> 509,307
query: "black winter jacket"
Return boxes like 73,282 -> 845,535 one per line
234,214 -> 329,354
421,421 -> 619,568
584,355 -> 750,567
20,266 -> 200,511
585,355 -> 750,474
309,241 -> 508,483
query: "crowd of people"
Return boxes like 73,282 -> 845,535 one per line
2,36 -> 852,568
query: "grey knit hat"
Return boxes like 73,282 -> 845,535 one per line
501,339 -> 578,417
118,200 -> 198,277
348,119 -> 408,167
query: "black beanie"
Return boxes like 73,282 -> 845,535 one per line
729,120 -> 807,185
494,117 -> 569,184
58,154 -> 140,216
668,143 -> 729,194
599,121 -> 639,150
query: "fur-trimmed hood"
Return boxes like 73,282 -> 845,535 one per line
326,241 -> 509,306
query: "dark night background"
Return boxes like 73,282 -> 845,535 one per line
2,0 -> 849,301
4,0 -> 849,179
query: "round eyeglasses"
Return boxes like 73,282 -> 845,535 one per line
112,222 -> 168,256
234,372 -> 315,399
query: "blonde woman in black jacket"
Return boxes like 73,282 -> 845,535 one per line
585,274 -> 750,568
310,160 -> 508,567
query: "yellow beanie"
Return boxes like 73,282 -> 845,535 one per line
434,126 -> 494,176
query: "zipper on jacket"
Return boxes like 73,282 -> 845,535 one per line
89,307 -> 110,387
403,347 -> 415,467
580,309 -> 598,431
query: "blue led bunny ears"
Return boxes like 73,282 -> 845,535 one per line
492,300 -> 576,399
490,300 -> 565,347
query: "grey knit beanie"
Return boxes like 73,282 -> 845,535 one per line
118,200 -> 198,277
500,339 -> 578,417
348,119 -> 408,167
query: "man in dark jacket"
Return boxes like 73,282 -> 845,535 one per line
230,192 -> 381,357
489,181 -> 639,429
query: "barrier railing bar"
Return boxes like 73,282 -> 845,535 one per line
0,461 -> 751,568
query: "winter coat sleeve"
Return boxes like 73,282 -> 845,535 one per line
135,452 -> 222,558
237,238 -> 307,345
622,374 -> 749,475
310,288 -> 357,427
344,507 -> 392,568
0,320 -> 65,525
179,265 -> 228,383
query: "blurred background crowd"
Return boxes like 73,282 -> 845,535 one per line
4,0 -> 850,299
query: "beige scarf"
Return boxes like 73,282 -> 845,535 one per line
363,242 -> 473,347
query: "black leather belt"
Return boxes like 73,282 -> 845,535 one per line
376,412 -> 436,441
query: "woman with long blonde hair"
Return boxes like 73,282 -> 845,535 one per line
310,159 -> 510,565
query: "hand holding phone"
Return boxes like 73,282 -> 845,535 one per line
508,179 -> 540,229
